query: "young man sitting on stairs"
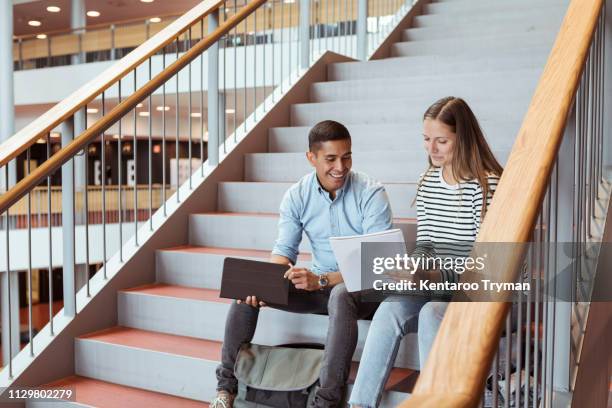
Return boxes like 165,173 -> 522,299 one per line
211,120 -> 393,408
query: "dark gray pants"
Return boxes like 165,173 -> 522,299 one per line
215,283 -> 379,408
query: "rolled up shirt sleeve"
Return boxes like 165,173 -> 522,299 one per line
271,189 -> 303,264
360,184 -> 393,234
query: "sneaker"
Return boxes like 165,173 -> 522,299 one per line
210,390 -> 235,408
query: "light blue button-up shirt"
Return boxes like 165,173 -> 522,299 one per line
271,170 -> 393,274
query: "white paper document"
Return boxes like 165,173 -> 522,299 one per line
330,228 -> 407,292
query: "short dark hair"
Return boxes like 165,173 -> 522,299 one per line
308,120 -> 351,152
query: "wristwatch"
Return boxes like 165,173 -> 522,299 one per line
318,273 -> 329,289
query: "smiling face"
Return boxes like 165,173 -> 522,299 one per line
423,118 -> 457,169
306,139 -> 352,197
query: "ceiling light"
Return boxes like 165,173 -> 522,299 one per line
140,0 -> 155,2
136,103 -> 143,108
284,0 -> 296,3
28,20 -> 42,27
36,139 -> 47,144
203,131 -> 209,142
86,11 -> 101,17
156,106 -> 170,111
190,112 -> 202,118
46,6 -> 61,13
225,108 -> 235,114
50,132 -> 60,138
149,17 -> 162,23
36,34 -> 47,39
139,111 -> 150,117
86,108 -> 98,114
112,134 -> 120,139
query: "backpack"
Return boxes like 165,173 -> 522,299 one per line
233,343 -> 324,408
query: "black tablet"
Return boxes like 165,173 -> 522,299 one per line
220,257 -> 292,305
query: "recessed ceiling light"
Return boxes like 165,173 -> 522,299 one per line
86,108 -> 98,113
86,11 -> 101,17
36,139 -> 47,144
113,134 -> 120,139
136,103 -> 143,108
149,17 -> 162,23
190,112 -> 202,118
50,132 -> 60,138
139,111 -> 150,117
28,20 -> 42,27
36,34 -> 47,39
156,106 -> 170,111
140,0 -> 155,3
225,108 -> 236,114
46,6 -> 61,13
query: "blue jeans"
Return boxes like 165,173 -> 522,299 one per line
348,298 -> 449,408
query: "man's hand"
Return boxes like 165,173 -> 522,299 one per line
237,296 -> 267,308
284,267 -> 321,291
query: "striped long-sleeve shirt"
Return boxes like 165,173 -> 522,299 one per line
414,167 -> 499,283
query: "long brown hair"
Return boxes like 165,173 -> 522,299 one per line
417,96 -> 503,219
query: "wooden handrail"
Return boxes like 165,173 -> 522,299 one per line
0,0 -> 266,215
400,0 -> 604,406
0,0 -> 222,169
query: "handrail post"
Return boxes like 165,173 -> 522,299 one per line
300,0 -> 310,69
61,117 -> 77,317
356,0 -> 368,60
208,9 -> 220,166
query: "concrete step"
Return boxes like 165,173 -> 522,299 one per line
268,123 -> 518,153
391,32 -> 557,57
310,69 -> 541,103
290,98 -> 529,127
412,7 -> 566,28
75,326 -> 413,406
218,182 -> 420,218
189,212 -> 417,249
245,151 -> 510,183
401,22 -> 561,42
29,376 -> 209,408
156,246 -> 312,289
117,283 -> 421,369
327,51 -> 549,81
424,0 -> 567,16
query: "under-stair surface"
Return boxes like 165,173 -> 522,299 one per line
33,0 -> 568,406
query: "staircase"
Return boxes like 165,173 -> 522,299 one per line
30,0 -> 569,406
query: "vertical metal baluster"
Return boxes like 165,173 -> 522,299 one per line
254,8 -> 257,121
200,19 -> 205,175
46,135 -> 55,333
176,37 -> 180,202
289,0 -> 293,81
162,49 -> 167,215
524,243 -> 533,408
541,188 -> 552,407
310,0 -> 315,63
233,7 -> 238,140
4,165 -> 13,378
504,313 -> 511,408
244,17 -> 248,132
263,2 -> 267,111
118,81 -> 123,262
223,3 -> 228,150
84,111 -> 90,297
295,0 -> 299,76
26,149 -> 33,355
188,28 -> 193,188
148,58 -> 153,230
101,93 -> 107,279
532,211 -> 542,408
548,161 -> 560,407
492,350 -> 499,408
133,69 -> 138,245
516,285 -> 523,407
281,0 -> 285,92
598,9 -> 605,188
272,0 -> 276,104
